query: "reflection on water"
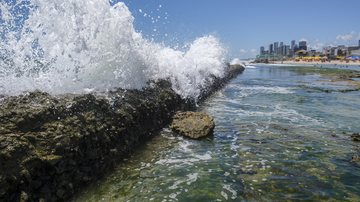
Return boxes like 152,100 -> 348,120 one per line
75,65 -> 360,201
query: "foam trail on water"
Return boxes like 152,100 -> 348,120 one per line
0,0 -> 226,99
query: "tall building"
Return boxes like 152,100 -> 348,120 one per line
274,42 -> 279,54
260,46 -> 265,55
294,44 -> 299,50
269,44 -> 274,54
299,41 -> 307,51
358,40 -> 360,47
285,45 -> 290,56
291,40 -> 296,50
277,42 -> 283,55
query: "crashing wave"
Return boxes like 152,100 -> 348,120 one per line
0,0 -> 226,99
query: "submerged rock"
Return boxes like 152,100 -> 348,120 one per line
351,133 -> 360,142
351,154 -> 360,162
170,111 -> 215,139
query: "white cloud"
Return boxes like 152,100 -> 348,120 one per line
250,49 -> 257,53
239,49 -> 247,54
298,32 -> 360,51
336,31 -> 357,41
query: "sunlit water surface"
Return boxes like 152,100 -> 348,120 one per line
75,65 -> 360,201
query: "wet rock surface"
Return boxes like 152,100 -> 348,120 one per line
0,81 -> 187,201
170,111 -> 215,139
198,64 -> 245,102
0,65 -> 245,201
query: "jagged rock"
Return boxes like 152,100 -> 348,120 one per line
170,111 -> 215,139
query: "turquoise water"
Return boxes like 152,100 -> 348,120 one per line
75,65 -> 360,201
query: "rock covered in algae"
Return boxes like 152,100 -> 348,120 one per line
0,80 -> 188,201
170,111 -> 215,139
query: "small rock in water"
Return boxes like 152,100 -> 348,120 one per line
351,133 -> 360,142
170,111 -> 215,139
351,154 -> 360,162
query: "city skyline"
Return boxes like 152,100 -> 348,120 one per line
260,39 -> 360,54
259,40 -> 305,58
256,38 -> 360,63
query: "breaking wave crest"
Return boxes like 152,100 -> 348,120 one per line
0,0 -> 226,99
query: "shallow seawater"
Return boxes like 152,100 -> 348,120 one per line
74,65 -> 360,201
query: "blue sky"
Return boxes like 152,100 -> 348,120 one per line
120,0 -> 360,59
2,0 -> 360,59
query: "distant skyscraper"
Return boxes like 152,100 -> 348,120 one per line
280,42 -> 284,55
358,40 -> 360,47
274,42 -> 279,54
269,44 -> 274,54
285,45 -> 290,56
299,41 -> 307,51
291,40 -> 296,50
294,44 -> 299,51
260,46 -> 265,55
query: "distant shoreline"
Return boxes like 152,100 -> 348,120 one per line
273,60 -> 360,67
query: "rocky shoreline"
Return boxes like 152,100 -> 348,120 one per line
0,65 -> 244,201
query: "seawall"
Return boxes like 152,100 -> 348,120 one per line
0,65 -> 244,201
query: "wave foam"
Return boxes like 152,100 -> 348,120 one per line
0,0 -> 226,99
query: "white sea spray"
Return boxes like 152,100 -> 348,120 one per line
0,0 -> 226,99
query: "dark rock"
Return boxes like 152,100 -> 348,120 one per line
56,189 -> 65,198
351,133 -> 360,142
238,169 -> 257,175
269,124 -> 289,131
198,64 -> 245,102
170,111 -> 215,139
0,80 -> 186,201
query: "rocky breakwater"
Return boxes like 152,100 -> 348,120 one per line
0,81 -> 187,201
0,64 -> 244,201
198,64 -> 245,102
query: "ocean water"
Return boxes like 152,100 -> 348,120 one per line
0,0 -> 225,99
74,65 -> 360,201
